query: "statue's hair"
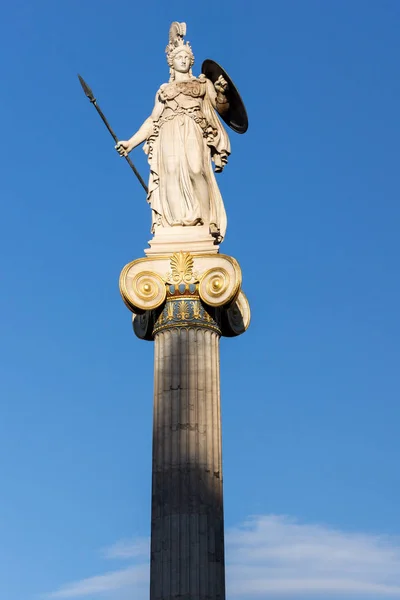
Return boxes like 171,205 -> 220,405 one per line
167,45 -> 194,65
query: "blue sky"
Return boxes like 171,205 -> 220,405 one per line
1,1 -> 400,599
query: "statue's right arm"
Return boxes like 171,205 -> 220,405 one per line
125,117 -> 154,151
116,93 -> 164,155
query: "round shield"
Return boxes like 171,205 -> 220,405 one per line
201,59 -> 248,134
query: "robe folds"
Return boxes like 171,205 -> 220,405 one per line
143,77 -> 230,239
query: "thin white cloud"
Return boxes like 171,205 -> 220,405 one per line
46,515 -> 400,599
101,537 -> 149,560
226,515 -> 400,596
46,564 -> 148,599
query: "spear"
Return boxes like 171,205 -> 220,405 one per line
78,74 -> 148,194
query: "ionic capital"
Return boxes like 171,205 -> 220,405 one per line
119,251 -> 250,340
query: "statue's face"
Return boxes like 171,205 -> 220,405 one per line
172,51 -> 191,73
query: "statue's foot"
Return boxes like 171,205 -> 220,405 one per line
209,223 -> 219,236
209,223 -> 222,243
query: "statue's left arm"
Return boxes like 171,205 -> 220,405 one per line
203,78 -> 231,172
206,76 -> 230,116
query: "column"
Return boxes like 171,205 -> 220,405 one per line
120,251 -> 250,600
150,294 -> 225,600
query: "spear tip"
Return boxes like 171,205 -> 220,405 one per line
78,73 -> 95,102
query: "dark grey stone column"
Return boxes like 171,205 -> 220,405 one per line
149,294 -> 225,600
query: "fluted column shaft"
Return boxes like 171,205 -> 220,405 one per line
151,324 -> 225,600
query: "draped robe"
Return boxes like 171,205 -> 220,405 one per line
143,76 -> 230,240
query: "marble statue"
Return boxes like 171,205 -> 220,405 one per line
115,22 -> 234,242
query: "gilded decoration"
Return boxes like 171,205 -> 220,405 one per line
120,264 -> 166,313
165,251 -> 199,285
153,295 -> 220,335
120,251 -> 248,338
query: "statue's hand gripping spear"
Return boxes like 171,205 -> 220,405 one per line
78,74 -> 148,194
